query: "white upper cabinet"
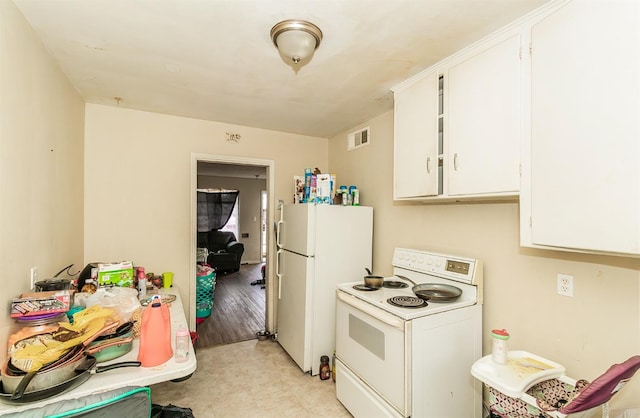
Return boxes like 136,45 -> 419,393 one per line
392,0 -> 639,256
393,70 -> 439,199
393,28 -> 524,201
447,33 -> 522,196
520,0 -> 640,256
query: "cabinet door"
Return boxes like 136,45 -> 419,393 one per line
447,34 -> 522,196
527,0 -> 639,254
393,71 -> 439,199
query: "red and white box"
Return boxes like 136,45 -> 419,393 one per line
11,290 -> 72,318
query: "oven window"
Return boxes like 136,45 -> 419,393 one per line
349,314 -> 385,360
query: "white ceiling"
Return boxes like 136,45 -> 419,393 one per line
13,0 -> 548,138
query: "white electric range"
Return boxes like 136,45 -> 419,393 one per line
335,247 -> 484,418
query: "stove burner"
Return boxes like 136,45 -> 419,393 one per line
387,296 -> 428,308
383,280 -> 408,289
353,284 -> 379,291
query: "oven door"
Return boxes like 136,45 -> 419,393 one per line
335,291 -> 409,416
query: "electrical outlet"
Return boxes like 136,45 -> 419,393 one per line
30,266 -> 38,290
557,274 -> 573,297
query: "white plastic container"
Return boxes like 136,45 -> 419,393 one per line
491,329 -> 510,365
137,277 -> 147,298
175,325 -> 191,363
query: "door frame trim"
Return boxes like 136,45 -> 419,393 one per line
190,153 -> 276,331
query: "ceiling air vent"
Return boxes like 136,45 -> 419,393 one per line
347,127 -> 370,151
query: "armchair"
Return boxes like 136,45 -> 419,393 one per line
200,230 -> 244,274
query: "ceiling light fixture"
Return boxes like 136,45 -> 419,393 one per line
270,20 -> 322,65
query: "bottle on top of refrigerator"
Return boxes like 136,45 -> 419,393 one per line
351,188 -> 359,206
348,186 -> 359,206
339,185 -> 348,206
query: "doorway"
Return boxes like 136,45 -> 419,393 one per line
189,154 -> 276,341
261,190 -> 267,263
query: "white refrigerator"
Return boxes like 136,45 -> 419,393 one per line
276,203 -> 373,375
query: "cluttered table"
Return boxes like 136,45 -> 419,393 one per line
0,289 -> 197,415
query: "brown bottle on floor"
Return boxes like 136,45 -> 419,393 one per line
320,355 -> 331,380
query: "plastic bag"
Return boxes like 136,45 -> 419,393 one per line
151,404 -> 195,418
85,286 -> 141,323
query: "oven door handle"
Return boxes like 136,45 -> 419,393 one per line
337,291 -> 405,330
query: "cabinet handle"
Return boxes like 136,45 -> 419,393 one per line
453,153 -> 458,171
426,157 -> 431,174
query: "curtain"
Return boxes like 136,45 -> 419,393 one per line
197,189 -> 239,232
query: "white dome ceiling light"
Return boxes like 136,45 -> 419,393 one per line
270,20 -> 323,65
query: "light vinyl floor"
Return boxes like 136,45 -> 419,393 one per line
150,339 -> 352,418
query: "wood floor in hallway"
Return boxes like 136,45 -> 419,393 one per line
196,263 -> 266,348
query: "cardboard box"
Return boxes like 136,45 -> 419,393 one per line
11,290 -> 72,318
97,261 -> 134,287
293,176 -> 304,204
316,173 -> 332,204
303,168 -> 313,203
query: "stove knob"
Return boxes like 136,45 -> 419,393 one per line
417,256 -> 424,263
411,255 -> 417,262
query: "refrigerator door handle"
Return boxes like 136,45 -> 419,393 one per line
276,220 -> 284,249
276,249 -> 283,299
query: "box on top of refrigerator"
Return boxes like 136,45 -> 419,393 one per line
293,176 -> 305,203
316,173 -> 333,204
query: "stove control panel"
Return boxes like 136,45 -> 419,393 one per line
392,247 -> 481,285
446,260 -> 470,275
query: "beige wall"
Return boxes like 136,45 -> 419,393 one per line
4,0 -> 640,408
84,104 -> 328,327
329,110 -> 640,410
0,1 -> 85,365
197,175 -> 266,264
